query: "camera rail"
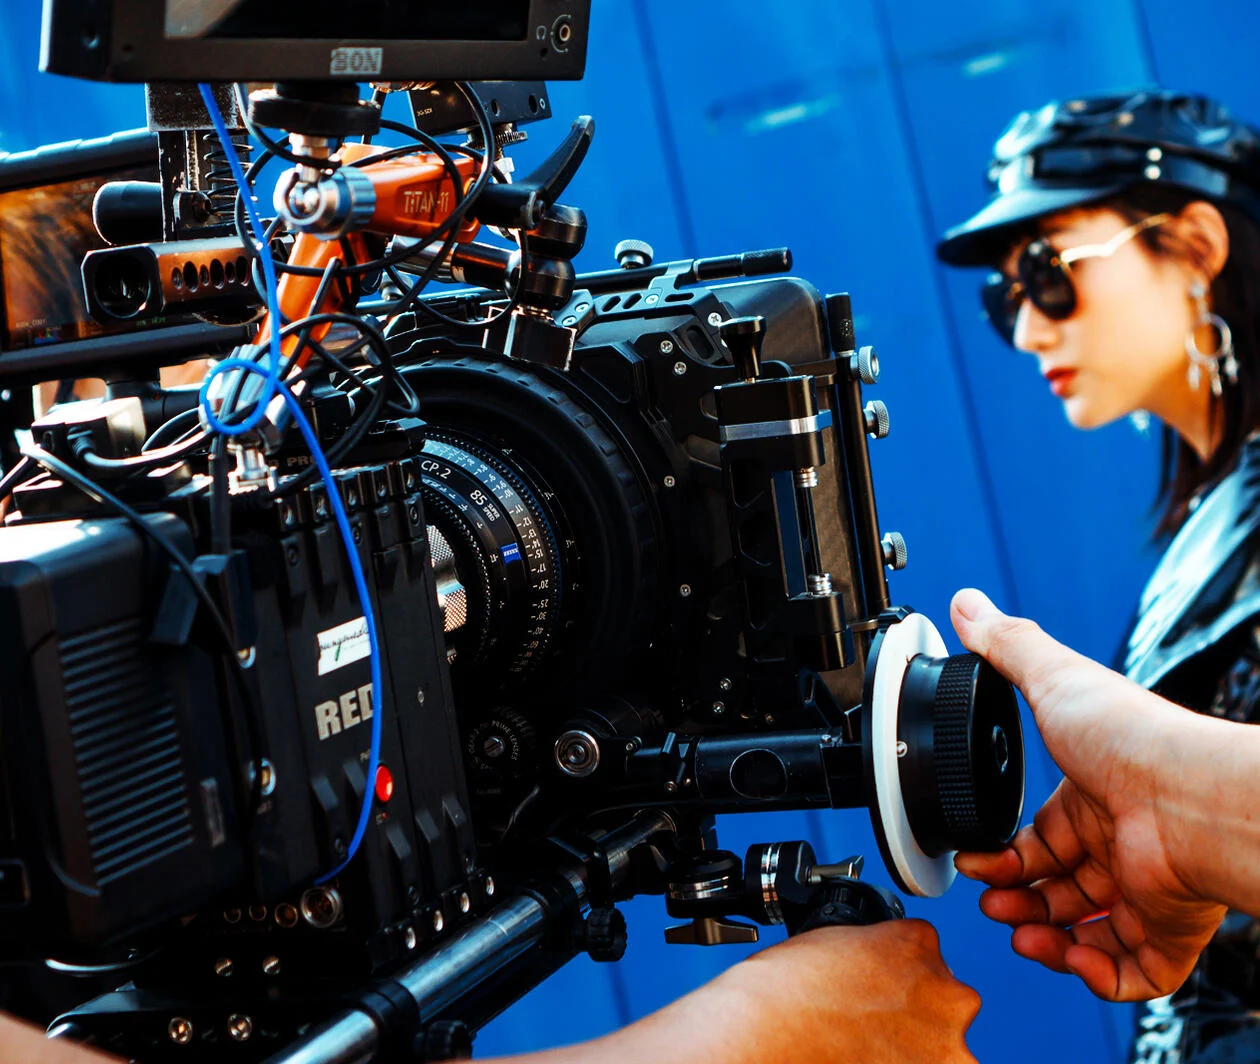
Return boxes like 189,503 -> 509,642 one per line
260,811 -> 673,1064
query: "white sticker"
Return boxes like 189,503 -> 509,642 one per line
330,46 -> 384,77
317,616 -> 370,676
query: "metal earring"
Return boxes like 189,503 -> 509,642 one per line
1130,410 -> 1151,434
1185,282 -> 1238,397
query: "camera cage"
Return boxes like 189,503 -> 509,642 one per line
1,5 -> 1029,1062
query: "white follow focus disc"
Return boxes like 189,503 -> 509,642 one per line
870,612 -> 957,898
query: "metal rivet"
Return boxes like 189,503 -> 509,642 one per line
168,1018 -> 193,1045
459,892 -> 471,914
228,1015 -> 253,1043
679,584 -> 692,597
664,780 -> 679,794
433,910 -> 445,933
561,316 -> 578,326
214,958 -> 233,978
708,312 -> 723,326
1145,164 -> 1161,180
719,677 -> 733,692
262,956 -> 281,977
711,701 -> 725,716
484,876 -> 496,897
416,688 -> 426,705
645,293 -> 659,304
1116,111 -> 1134,126
663,475 -> 676,488
405,926 -> 418,951
672,361 -> 687,376
1147,146 -> 1163,162
896,740 -> 908,757
659,339 -> 674,354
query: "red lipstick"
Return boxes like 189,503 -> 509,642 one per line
1044,368 -> 1077,398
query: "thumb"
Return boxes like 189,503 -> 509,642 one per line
950,588 -> 1096,720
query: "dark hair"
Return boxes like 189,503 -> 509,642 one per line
1099,184 -> 1260,536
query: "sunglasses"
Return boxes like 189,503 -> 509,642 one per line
980,212 -> 1173,346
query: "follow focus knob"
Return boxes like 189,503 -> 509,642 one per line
719,315 -> 767,381
897,653 -> 1025,855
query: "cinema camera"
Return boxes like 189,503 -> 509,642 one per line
0,1 -> 1025,1060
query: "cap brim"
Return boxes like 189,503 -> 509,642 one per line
936,184 -> 1127,266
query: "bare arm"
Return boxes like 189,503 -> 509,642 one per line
11,922 -> 981,1064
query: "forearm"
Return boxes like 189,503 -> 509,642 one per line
0,1015 -> 119,1062
481,977 -> 750,1064
1157,709 -> 1260,915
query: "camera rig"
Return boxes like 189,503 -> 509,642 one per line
0,4 -> 1027,1060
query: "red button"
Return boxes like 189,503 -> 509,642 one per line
374,765 -> 394,803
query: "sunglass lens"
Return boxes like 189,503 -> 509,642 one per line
981,273 -> 1021,346
1018,242 -> 1076,320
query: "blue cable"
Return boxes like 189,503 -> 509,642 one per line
197,84 -> 383,883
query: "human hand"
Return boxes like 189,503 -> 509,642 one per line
553,920 -> 980,1064
0,1014 -> 120,1062
949,587 -> 1227,1001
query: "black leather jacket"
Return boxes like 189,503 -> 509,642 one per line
1124,436 -> 1260,1063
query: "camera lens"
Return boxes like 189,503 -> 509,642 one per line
400,355 -> 657,696
89,251 -> 153,319
896,653 -> 1025,856
419,430 -> 564,684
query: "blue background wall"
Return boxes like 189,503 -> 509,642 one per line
8,0 -> 1260,1059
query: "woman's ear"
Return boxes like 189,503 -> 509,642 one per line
1171,201 -> 1231,283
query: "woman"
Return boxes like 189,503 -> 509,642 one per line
937,89 -> 1260,1064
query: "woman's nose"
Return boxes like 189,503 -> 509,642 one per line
1013,298 -> 1061,354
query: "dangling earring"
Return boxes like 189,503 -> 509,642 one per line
1130,410 -> 1152,434
1186,282 -> 1239,397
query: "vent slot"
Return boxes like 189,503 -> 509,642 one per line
60,618 -> 193,885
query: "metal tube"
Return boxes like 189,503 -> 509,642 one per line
261,811 -> 672,1064
834,374 -> 889,618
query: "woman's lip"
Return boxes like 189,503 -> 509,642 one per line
1044,368 -> 1077,397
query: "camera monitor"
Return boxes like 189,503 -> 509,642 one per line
41,0 -> 590,83
0,131 -> 240,383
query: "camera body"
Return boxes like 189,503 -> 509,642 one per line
0,4 -> 1029,1060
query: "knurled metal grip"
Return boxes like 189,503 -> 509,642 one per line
864,400 -> 890,439
852,346 -> 880,385
931,657 -> 986,844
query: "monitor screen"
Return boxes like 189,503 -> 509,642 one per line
164,0 -> 531,41
0,164 -> 161,352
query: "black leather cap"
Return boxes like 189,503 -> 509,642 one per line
937,90 -> 1260,267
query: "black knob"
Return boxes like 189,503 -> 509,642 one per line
466,711 -> 538,782
615,238 -> 654,269
579,906 -> 628,962
720,315 -> 767,380
897,653 -> 1025,855
742,841 -> 816,924
792,878 -> 905,934
664,849 -> 744,918
419,1020 -> 474,1062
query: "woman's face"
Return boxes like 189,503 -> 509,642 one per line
1002,207 -> 1197,430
